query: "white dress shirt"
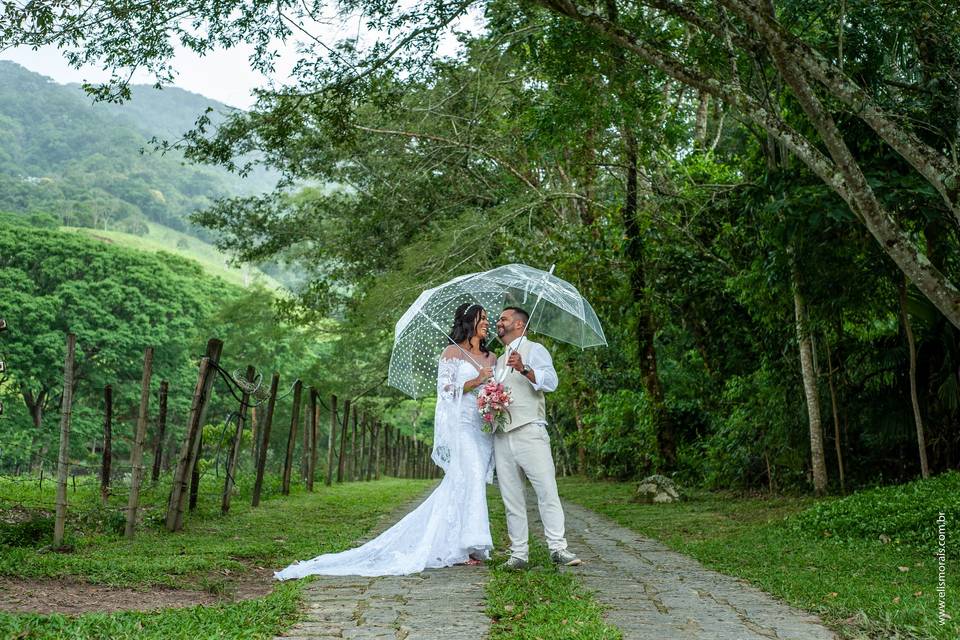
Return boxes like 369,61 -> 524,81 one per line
507,336 -> 559,393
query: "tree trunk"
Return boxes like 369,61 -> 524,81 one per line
534,0 -> 960,328
222,366 -> 254,515
326,394 -> 337,486
337,398 -> 351,483
899,279 -> 930,478
573,396 -> 587,475
824,337 -> 846,493
252,372 -> 280,507
281,380 -> 303,495
792,262 -> 828,495
151,380 -> 168,483
53,333 -> 76,549
624,128 -> 674,468
100,384 -> 112,505
307,387 -> 318,491
124,347 -> 154,538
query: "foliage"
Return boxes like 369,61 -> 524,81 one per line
581,390 -> 660,479
2,0 -> 959,494
786,470 -> 960,546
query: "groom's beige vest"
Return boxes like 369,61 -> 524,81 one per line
497,340 -> 547,432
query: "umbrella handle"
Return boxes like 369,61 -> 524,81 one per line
496,264 -> 555,382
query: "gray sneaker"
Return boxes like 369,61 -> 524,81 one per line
550,549 -> 582,566
503,556 -> 528,571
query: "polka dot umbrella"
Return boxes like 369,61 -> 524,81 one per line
387,264 -> 607,398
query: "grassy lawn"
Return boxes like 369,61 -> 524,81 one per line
484,487 -> 621,640
558,474 -> 959,640
0,474 -> 433,639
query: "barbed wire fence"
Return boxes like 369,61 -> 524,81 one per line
0,330 -> 437,548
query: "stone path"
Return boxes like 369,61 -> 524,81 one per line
276,488 -> 839,640
274,488 -> 489,640
559,501 -> 838,640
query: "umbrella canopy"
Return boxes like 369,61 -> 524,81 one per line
387,264 -> 606,398
480,263 -> 606,349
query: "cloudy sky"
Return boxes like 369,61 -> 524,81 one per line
0,9 -> 482,110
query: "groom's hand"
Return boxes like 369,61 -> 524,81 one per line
507,353 -> 524,372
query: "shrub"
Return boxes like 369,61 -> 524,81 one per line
0,513 -> 54,547
785,470 -> 960,545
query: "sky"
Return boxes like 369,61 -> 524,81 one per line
0,8 -> 483,110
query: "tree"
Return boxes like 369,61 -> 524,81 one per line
2,0 -> 958,326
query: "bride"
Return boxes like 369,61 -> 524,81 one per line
275,303 -> 497,579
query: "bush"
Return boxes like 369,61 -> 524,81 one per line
583,389 -> 661,479
0,513 -> 54,547
785,470 -> 960,545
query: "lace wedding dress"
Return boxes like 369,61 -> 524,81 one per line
275,351 -> 495,579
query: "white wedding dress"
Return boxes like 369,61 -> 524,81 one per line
275,351 -> 495,579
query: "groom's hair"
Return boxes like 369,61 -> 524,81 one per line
503,306 -> 529,326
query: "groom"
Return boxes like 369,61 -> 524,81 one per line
493,307 -> 581,569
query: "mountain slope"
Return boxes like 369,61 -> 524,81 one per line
0,61 -> 275,235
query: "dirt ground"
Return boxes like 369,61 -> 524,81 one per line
0,567 -> 275,615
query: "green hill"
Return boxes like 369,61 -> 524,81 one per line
0,61 -> 276,238
63,221 -> 283,290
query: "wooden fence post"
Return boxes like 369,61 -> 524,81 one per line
189,432 -> 202,511
354,411 -> 369,480
337,398 -> 351,483
325,394 -> 337,486
385,425 -> 393,477
307,388 -> 318,491
364,417 -> 373,481
124,347 -> 154,538
252,372 -> 280,507
166,338 -> 223,532
350,409 -> 359,482
373,420 -> 382,480
53,333 -> 76,549
250,404 -> 259,466
301,397 -> 310,482
100,384 -> 112,505
151,380 -> 168,483
281,380 -> 303,495
222,366 -> 254,515
394,429 -> 402,476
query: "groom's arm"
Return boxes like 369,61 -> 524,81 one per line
526,344 -> 558,393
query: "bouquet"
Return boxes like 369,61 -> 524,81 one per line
476,379 -> 513,433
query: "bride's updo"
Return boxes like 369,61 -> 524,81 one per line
449,303 -> 489,353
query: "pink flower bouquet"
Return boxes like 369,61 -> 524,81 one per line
476,379 -> 513,433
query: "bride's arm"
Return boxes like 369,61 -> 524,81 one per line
463,354 -> 495,392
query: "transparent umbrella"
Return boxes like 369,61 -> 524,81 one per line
387,264 -> 606,398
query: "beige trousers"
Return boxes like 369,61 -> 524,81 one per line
494,422 -> 568,560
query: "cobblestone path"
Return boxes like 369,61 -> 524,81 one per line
559,501 -> 839,640
276,487 -> 839,639
274,488 -> 490,640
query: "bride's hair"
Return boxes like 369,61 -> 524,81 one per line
449,303 -> 489,353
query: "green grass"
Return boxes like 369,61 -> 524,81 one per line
558,475 -> 959,640
0,474 -> 434,638
63,222 -> 283,290
484,488 -> 621,640
0,585 -> 303,640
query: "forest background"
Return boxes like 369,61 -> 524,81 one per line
1,0 -> 959,500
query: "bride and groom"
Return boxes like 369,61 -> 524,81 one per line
275,303 -> 580,580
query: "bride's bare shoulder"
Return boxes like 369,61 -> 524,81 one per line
440,344 -> 461,360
